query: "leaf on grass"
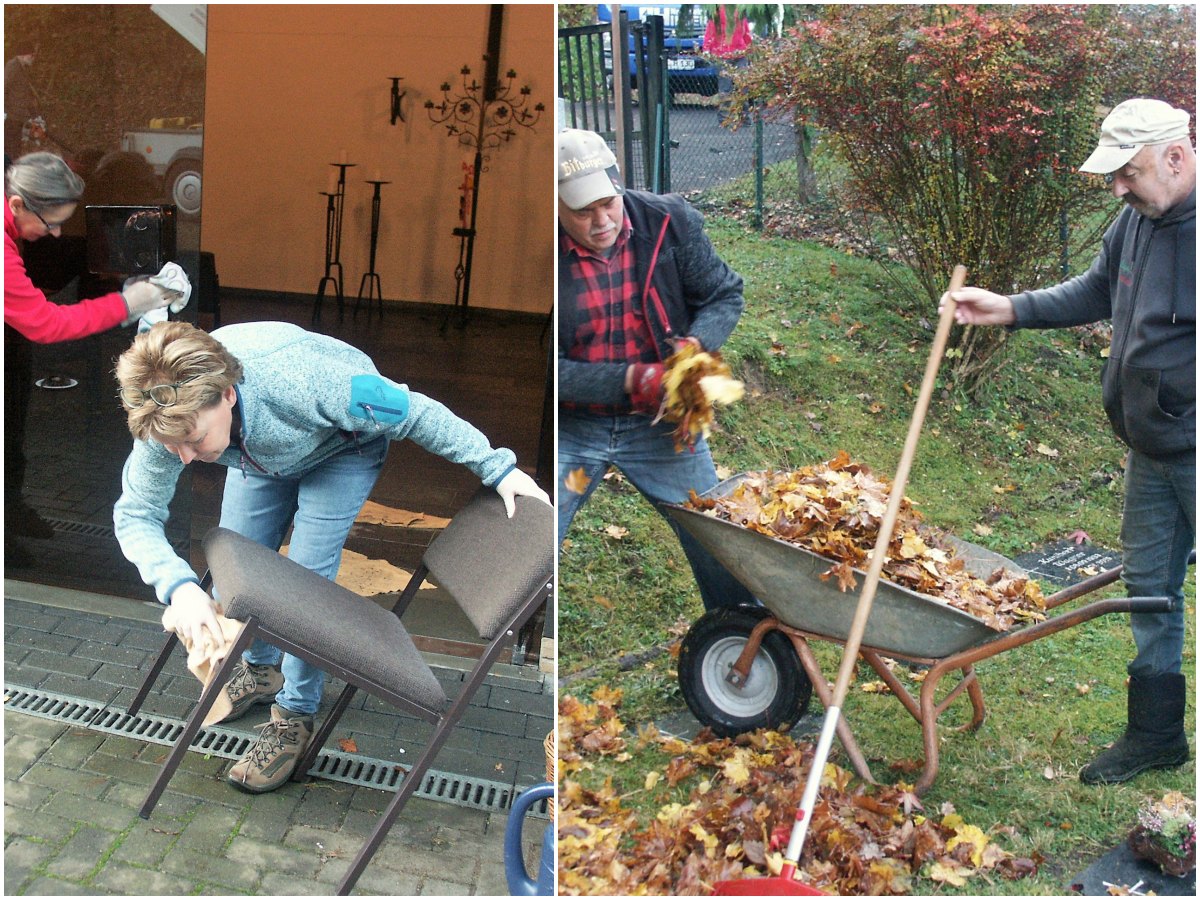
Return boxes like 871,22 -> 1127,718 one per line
973,523 -> 993,537
603,525 -> 628,540
1035,443 -> 1059,458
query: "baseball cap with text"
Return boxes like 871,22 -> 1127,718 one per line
1079,98 -> 1192,174
557,128 -> 624,210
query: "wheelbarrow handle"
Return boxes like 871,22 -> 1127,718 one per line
1124,596 -> 1177,614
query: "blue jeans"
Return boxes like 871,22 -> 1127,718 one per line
1121,449 -> 1196,677
218,437 -> 389,714
558,412 -> 755,611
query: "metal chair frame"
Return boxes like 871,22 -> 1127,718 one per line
130,496 -> 552,895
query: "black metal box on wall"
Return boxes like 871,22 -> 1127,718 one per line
84,205 -> 177,277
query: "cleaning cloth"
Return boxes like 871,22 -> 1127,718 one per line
161,605 -> 244,727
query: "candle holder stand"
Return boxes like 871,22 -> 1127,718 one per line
313,161 -> 355,324
355,179 -> 390,320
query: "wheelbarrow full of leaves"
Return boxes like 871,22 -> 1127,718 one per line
665,464 -> 1177,797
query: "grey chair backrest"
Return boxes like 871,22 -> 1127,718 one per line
422,492 -> 553,640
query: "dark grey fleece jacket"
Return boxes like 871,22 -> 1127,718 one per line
1011,189 -> 1195,462
558,190 -> 745,409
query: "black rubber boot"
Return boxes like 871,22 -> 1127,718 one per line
1080,672 -> 1190,785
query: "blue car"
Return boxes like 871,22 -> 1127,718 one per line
598,4 -> 721,98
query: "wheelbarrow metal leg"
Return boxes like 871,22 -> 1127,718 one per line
786,632 -> 876,784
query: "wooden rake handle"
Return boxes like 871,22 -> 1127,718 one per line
827,264 -> 967,710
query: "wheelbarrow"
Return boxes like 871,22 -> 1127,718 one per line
666,474 -> 1178,796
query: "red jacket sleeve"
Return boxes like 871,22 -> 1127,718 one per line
4,221 -> 128,344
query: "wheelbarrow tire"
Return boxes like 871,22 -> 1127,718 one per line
678,606 -> 811,737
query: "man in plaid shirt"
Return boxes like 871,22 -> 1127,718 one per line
557,128 -> 754,611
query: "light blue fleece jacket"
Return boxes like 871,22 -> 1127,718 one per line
113,322 -> 516,603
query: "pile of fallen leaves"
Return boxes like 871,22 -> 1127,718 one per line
685,451 -> 1047,632
658,343 -> 744,451
558,689 -> 1040,895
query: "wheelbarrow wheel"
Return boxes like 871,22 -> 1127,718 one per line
678,606 -> 811,737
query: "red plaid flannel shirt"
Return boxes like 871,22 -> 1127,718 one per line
561,215 -> 658,414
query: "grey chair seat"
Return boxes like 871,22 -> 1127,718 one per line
204,530 -> 446,712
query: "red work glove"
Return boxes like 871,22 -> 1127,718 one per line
628,363 -> 665,415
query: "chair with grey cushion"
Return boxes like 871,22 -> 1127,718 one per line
136,489 -> 553,895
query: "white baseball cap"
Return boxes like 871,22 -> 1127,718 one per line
557,128 -> 624,210
1079,98 -> 1192,174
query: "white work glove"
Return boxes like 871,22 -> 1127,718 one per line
123,262 -> 192,328
494,468 -> 551,518
166,581 -> 227,653
121,278 -> 173,321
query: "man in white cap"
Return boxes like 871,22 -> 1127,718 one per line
557,127 -> 757,614
946,98 -> 1195,785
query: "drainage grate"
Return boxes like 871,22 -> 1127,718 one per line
45,518 -> 116,539
40,517 -> 189,554
4,685 -> 547,818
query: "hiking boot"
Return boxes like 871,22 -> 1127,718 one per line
226,704 -> 313,794
1080,672 -> 1190,784
212,660 -> 284,725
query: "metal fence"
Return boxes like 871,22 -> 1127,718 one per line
558,19 -> 800,226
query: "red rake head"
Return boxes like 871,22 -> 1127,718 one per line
711,875 -> 827,896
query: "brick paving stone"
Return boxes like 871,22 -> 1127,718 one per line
159,846 -> 261,892
42,728 -> 106,768
102,779 -> 198,820
4,777 -> 53,810
72,643 -> 147,668
42,792 -> 138,832
81,752 -> 167,789
22,761 -> 111,801
3,804 -> 78,845
292,781 -> 355,830
89,862 -> 196,895
285,823 -> 365,860
8,631 -> 80,655
224,836 -> 322,879
174,802 -> 244,854
257,872 -> 328,895
234,789 -> 305,843
52,618 -> 130,643
37,673 -> 120,704
18,876 -> 99,895
459,704 -> 529,737
420,875 -> 476,895
313,856 -> 423,895
107,820 -> 177,868
44,825 -> 118,880
4,836 -> 59,893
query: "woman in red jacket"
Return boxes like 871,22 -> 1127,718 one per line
5,152 -> 176,554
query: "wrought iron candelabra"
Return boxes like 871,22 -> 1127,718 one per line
425,60 -> 543,331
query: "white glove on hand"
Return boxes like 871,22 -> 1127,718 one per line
166,581 -> 227,653
121,278 -> 172,321
495,469 -> 551,518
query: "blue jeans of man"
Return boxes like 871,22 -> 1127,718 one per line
1121,449 -> 1196,678
218,437 -> 389,715
558,412 -> 755,611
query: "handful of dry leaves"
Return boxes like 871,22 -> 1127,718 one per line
685,451 -> 1046,632
657,343 -> 744,450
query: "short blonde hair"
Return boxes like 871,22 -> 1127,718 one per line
115,321 -> 243,442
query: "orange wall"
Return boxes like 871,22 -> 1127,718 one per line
202,4 -> 554,314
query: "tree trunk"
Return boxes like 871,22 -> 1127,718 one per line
793,111 -> 818,204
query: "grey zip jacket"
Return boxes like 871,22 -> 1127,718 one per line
1011,189 -> 1195,462
114,322 -> 516,603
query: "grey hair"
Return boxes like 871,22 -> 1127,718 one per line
5,152 -> 85,212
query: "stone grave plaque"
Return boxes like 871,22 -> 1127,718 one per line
1013,540 -> 1122,587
